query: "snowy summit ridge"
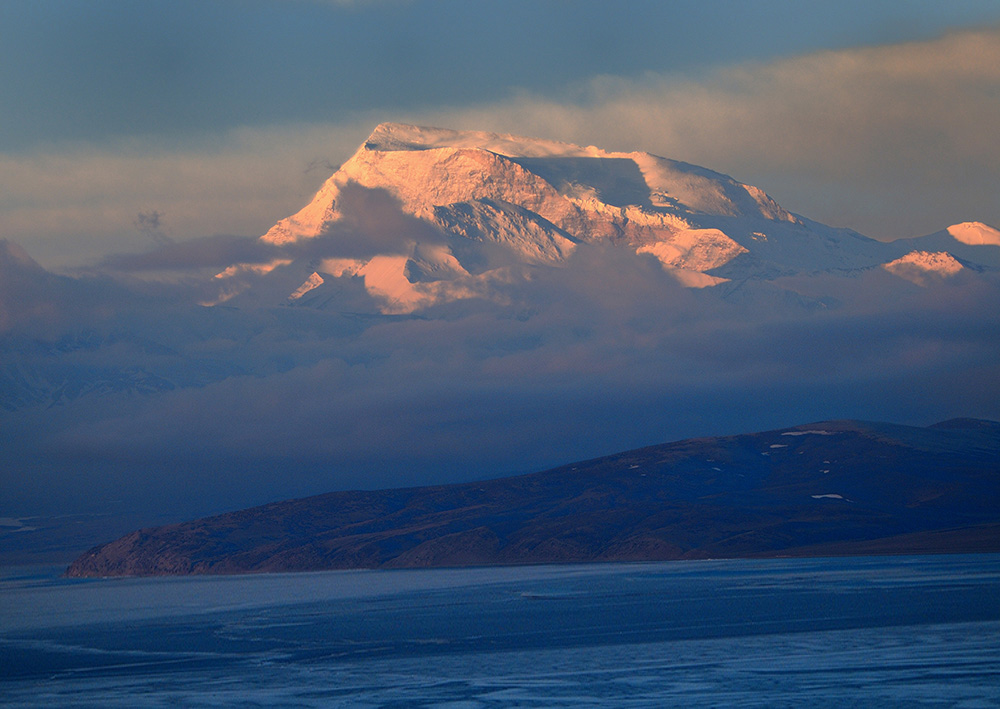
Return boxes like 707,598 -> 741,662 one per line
264,122 -> 799,251
221,123 -> 997,312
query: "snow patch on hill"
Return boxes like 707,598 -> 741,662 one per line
289,272 -> 325,301
637,228 -> 747,273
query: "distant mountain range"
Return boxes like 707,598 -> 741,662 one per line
67,418 -> 1000,576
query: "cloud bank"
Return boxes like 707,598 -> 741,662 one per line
4,27 -> 999,269
3,235 -> 998,519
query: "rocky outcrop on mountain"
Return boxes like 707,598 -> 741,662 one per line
67,418 -> 1000,576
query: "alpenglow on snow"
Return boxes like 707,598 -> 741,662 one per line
210,123 -> 999,312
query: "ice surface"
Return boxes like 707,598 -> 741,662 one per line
3,555 -> 999,707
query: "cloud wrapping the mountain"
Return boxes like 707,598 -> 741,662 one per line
92,182 -> 448,276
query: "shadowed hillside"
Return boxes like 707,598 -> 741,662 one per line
67,418 -> 1000,576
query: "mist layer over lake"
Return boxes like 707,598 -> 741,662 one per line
3,555 -> 999,707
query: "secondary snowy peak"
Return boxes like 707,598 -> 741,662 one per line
289,271 -> 325,300
892,221 -> 1000,270
947,222 -> 1000,246
883,251 -> 964,285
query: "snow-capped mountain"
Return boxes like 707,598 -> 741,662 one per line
221,123 -> 998,312
883,251 -> 965,286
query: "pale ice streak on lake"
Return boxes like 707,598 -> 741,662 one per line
2,555 -> 999,707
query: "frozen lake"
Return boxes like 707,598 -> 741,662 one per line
3,555 -> 1000,707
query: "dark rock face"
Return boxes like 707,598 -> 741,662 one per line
66,419 -> 1000,577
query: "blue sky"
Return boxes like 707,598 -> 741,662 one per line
2,0 -> 1000,266
3,0 -> 998,149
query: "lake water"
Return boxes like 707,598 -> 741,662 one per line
2,555 -> 999,707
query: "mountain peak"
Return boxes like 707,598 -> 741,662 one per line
883,250 -> 964,285
0,239 -> 45,273
946,221 -> 1000,246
